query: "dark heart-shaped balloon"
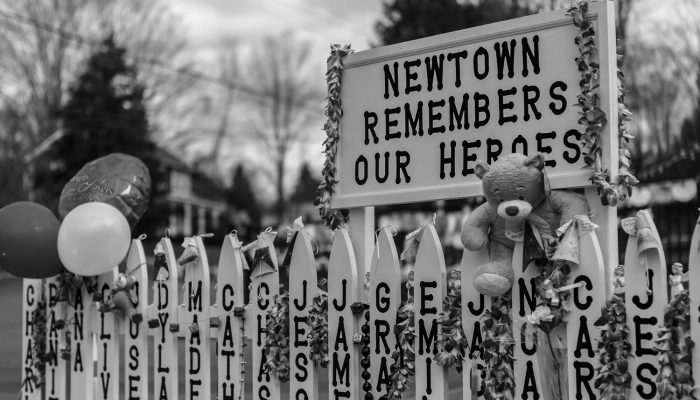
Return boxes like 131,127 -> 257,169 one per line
59,153 -> 151,229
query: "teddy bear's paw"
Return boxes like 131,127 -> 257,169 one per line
473,272 -> 512,297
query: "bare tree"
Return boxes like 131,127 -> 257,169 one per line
242,34 -> 324,222
0,0 -> 191,162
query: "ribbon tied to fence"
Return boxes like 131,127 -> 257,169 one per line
551,214 -> 599,266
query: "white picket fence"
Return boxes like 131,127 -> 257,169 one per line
19,210 -> 700,400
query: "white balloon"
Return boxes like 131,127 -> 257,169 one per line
58,202 -> 131,276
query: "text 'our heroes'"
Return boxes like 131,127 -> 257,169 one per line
353,34 -> 585,187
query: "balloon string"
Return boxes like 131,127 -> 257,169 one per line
127,262 -> 147,276
137,234 -> 147,241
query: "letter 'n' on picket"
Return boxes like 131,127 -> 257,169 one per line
414,224 -> 448,400
328,228 -> 361,400
289,230 -> 318,400
215,233 -> 246,400
369,227 -> 401,400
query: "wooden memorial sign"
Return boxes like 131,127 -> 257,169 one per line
21,279 -> 42,400
331,3 -> 618,209
95,268 -> 119,400
177,236 -> 212,400
148,238 -> 180,400
328,229 -> 361,400
124,239 -> 149,400
369,227 -> 401,400
214,234 -> 246,400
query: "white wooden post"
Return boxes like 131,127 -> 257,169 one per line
328,228 -> 361,400
214,234 -> 246,400
68,283 -> 94,398
349,207 -> 374,301
95,268 -> 119,400
511,241 -> 543,400
44,276 -> 67,400
124,239 -> 149,400
21,279 -> 43,400
461,248 -> 490,400
289,232 -> 318,400
178,236 -> 212,400
566,222 -> 605,400
148,238 -> 179,400
626,210 -> 667,400
250,250 -> 281,400
414,225 -> 448,400
369,227 -> 401,400
689,215 -> 700,389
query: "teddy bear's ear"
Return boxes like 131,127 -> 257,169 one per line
474,161 -> 490,180
524,153 -> 545,170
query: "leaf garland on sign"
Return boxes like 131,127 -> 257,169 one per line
655,274 -> 695,400
593,265 -> 632,400
315,44 -> 353,230
567,0 -> 638,206
29,296 -> 48,389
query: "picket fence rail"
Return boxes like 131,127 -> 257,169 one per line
19,210 -> 700,400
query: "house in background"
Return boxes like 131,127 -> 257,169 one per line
153,148 -> 228,238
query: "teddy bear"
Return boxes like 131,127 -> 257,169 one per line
461,153 -> 589,297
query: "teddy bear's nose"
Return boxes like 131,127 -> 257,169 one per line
505,206 -> 519,216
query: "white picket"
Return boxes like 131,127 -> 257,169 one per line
214,234 -> 246,400
68,284 -> 94,398
511,240 -> 544,400
250,250 -> 281,400
289,232 -> 319,400
21,279 -> 43,400
369,227 -> 401,400
626,210 -> 667,400
124,239 -> 149,400
147,238 -> 179,400
460,248 -> 490,400
44,276 -> 67,400
177,236 -> 212,400
689,215 -> 700,390
328,228 -> 361,400
566,221 -> 605,400
414,225 -> 448,400
95,268 -> 119,400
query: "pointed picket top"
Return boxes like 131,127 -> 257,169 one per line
215,233 -> 246,400
124,239 -> 148,400
289,230 -> 318,400
625,210 -> 667,400
565,218 -> 605,400
461,246 -> 490,400
21,279 -> 43,400
328,228 -> 361,400
96,267 -> 119,400
179,235 -> 212,400
688,214 -> 700,389
369,226 -> 401,400
149,237 -> 179,400
414,224 -> 448,400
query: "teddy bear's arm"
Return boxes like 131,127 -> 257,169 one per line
549,190 -> 590,225
461,202 -> 498,251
